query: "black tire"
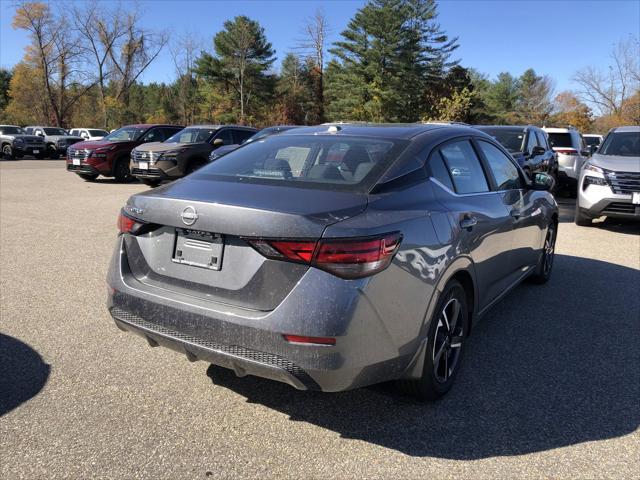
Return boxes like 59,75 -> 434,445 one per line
142,179 -> 161,187
113,159 -> 132,183
78,173 -> 98,182
2,144 -> 14,160
574,205 -> 592,226
48,146 -> 60,160
529,223 -> 557,284
400,280 -> 468,401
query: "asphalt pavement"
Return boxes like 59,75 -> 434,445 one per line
1,160 -> 639,479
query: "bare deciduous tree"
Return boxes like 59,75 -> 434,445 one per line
297,9 -> 330,123
170,32 -> 202,125
573,36 -> 640,117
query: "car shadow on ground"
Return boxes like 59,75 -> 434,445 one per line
0,333 -> 50,416
207,254 -> 639,459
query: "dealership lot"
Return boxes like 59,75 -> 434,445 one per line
1,160 -> 638,478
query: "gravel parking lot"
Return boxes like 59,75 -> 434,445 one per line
1,159 -> 639,479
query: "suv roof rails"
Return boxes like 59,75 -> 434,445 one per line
420,121 -> 470,126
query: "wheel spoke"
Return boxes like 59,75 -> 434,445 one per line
443,350 -> 449,381
448,299 -> 461,334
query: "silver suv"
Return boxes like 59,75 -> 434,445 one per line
575,126 -> 640,225
543,126 -> 590,195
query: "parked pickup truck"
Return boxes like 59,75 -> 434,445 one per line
0,125 -> 47,159
66,124 -> 183,182
25,126 -> 84,159
69,128 -> 110,141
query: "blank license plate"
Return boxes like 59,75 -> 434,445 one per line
632,192 -> 640,205
172,228 -> 224,270
139,162 -> 148,169
33,149 -> 40,154
73,158 -> 80,165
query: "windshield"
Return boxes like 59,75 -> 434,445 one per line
599,132 -> 640,157
547,132 -> 574,148
0,126 -> 25,135
584,136 -> 601,147
244,127 -> 292,144
89,129 -> 108,137
44,128 -> 67,136
166,128 -> 216,144
103,126 -> 146,142
197,135 -> 408,192
478,128 -> 525,152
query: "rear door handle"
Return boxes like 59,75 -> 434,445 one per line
460,216 -> 478,229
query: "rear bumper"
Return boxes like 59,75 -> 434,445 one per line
106,236 -> 418,392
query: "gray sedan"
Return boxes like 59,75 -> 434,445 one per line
107,123 -> 558,400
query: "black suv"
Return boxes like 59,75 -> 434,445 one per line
130,125 -> 257,186
475,125 -> 558,183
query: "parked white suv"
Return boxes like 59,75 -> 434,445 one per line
575,126 -> 640,225
69,128 -> 109,141
583,133 -> 604,154
543,126 -> 590,195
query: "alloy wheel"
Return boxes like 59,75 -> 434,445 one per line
432,297 -> 464,384
543,227 -> 555,276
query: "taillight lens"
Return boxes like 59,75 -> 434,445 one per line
117,209 -> 149,235
247,232 -> 402,279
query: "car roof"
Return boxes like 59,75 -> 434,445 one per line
475,125 -> 538,130
280,123 -> 454,140
122,124 -> 184,128
611,126 -> 640,133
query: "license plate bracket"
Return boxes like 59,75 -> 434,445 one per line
632,192 -> 640,205
73,158 -> 80,166
172,228 -> 224,270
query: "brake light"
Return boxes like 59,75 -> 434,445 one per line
117,211 -> 136,233
283,334 -> 336,346
117,209 -> 151,235
247,232 -> 402,279
556,149 -> 577,155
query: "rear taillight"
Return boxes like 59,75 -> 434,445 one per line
247,232 -> 402,279
117,209 -> 149,235
283,334 -> 336,346
556,149 -> 577,156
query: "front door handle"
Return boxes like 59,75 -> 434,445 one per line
460,216 -> 478,230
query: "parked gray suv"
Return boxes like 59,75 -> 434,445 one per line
0,125 -> 47,159
25,126 -> 84,159
107,124 -> 558,400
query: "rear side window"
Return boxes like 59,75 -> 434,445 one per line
526,131 -> 538,152
197,135 -> 408,192
478,141 -> 523,191
428,151 -> 454,191
439,140 -> 489,194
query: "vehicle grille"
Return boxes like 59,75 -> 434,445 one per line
602,202 -> 640,215
606,171 -> 640,194
110,307 -> 320,390
68,148 -> 92,161
132,167 -> 162,177
133,150 -> 156,163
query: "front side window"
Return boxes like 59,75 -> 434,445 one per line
478,140 -> 523,191
232,130 -> 255,144
197,135 -> 407,192
439,140 -> 490,194
535,131 -> 548,149
103,127 -> 146,142
166,128 -> 216,144
214,129 -> 234,145
526,130 -> 538,153
599,132 -> 640,157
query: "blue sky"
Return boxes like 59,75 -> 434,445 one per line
1,0 -> 639,94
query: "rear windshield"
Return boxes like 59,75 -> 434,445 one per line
547,133 -> 573,148
583,136 -> 601,147
197,135 -> 408,192
103,127 -> 146,142
477,128 -> 525,152
89,129 -> 108,136
166,128 -> 216,144
599,132 -> 640,157
44,127 -> 67,136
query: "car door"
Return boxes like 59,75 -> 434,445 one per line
429,138 -> 515,310
475,139 -> 542,272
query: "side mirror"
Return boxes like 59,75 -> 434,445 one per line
580,149 -> 591,157
531,146 -> 546,157
530,172 -> 555,191
589,145 -> 598,154
212,138 -> 224,147
37,132 -> 44,137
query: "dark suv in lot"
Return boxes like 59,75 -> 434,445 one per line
130,125 -> 256,186
475,125 -> 558,183
66,124 -> 183,182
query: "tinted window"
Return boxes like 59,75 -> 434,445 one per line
477,128 -> 525,152
215,129 -> 234,145
25,127 -> 34,134
197,135 -> 408,192
535,131 -> 548,149
44,128 -> 67,136
104,127 -> 146,141
428,151 -> 454,191
1,126 -> 25,135
599,132 -> 640,157
526,131 -> 538,153
439,140 -> 489,194
478,140 -> 523,190
547,132 -> 573,148
140,128 -> 163,143
89,129 -> 108,137
166,128 -> 215,143
232,129 -> 255,144
583,136 -> 601,147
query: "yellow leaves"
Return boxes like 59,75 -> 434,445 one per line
12,2 -> 49,30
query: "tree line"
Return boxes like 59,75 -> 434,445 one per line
1,0 -> 638,133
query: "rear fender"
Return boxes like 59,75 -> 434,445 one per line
401,256 -> 478,380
